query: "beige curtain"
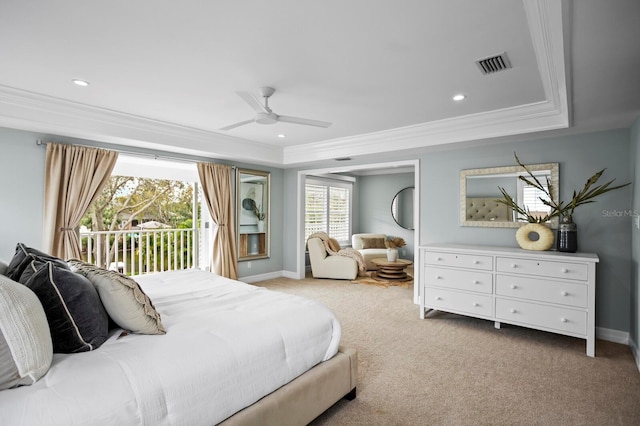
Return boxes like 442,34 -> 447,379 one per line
43,143 -> 118,259
197,162 -> 238,279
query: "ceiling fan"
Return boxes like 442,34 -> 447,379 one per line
220,87 -> 332,131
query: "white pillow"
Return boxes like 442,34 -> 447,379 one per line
0,274 -> 53,390
68,260 -> 165,335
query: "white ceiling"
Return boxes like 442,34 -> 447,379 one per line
0,0 -> 639,168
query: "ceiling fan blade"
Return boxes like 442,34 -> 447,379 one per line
219,119 -> 254,131
236,91 -> 268,113
277,115 -> 332,128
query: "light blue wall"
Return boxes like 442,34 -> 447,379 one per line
2,124 -> 636,335
0,128 -> 47,260
286,128 -> 633,333
0,127 -> 285,278
356,172 -> 415,260
420,129 -> 631,332
630,117 -> 640,350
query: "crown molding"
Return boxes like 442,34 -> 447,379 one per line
0,1 -> 568,168
0,85 -> 283,165
284,0 -> 569,165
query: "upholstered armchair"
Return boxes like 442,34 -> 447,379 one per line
351,233 -> 388,270
307,237 -> 358,280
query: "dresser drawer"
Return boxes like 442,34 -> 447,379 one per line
425,287 -> 493,318
495,298 -> 587,336
423,251 -> 492,271
424,267 -> 492,294
496,257 -> 588,281
496,275 -> 587,308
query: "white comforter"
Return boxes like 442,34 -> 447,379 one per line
0,269 -> 341,425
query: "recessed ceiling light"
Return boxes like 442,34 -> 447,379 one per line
453,94 -> 466,101
72,79 -> 90,87
277,134 -> 286,138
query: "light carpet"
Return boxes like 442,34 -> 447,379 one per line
253,274 -> 640,426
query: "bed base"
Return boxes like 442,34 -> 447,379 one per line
219,346 -> 357,425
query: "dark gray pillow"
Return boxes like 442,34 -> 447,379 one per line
6,243 -> 69,282
18,258 -> 49,285
23,262 -> 109,353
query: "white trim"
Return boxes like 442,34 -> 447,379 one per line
238,270 -> 286,284
0,84 -> 282,166
308,173 -> 357,183
596,327 -> 629,345
283,270 -> 301,280
0,2 -> 568,167
629,337 -> 640,374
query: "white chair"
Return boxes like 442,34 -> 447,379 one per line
307,237 -> 358,280
351,233 -> 388,270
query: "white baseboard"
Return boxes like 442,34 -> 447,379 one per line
630,338 -> 640,374
283,270 -> 302,279
596,326 -> 629,345
239,270 -> 286,283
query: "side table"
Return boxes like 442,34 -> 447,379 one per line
371,258 -> 413,281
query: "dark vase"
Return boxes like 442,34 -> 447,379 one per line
557,216 -> 578,253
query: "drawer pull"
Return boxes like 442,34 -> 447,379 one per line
473,260 -> 479,264
435,275 -> 442,280
561,268 -> 568,273
435,296 -> 442,301
436,257 -> 442,261
510,308 -> 517,314
473,280 -> 479,284
561,291 -> 568,296
561,317 -> 568,323
510,284 -> 517,290
473,302 -> 479,307
510,263 -> 517,268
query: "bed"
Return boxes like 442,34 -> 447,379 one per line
0,250 -> 357,426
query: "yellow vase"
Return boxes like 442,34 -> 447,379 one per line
515,223 -> 554,251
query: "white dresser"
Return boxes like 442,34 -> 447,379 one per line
420,244 -> 599,356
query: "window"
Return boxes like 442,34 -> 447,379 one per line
518,179 -> 551,221
78,154 -> 211,274
305,177 -> 353,244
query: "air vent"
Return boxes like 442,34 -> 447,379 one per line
476,52 -> 511,75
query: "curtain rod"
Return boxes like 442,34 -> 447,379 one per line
35,139 -> 236,168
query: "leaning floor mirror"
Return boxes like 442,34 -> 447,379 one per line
236,168 -> 270,260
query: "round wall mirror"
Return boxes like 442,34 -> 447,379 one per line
391,187 -> 414,230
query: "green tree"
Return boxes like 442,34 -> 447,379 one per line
82,177 -> 194,269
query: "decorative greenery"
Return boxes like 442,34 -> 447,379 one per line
496,153 -> 629,223
385,236 -> 406,249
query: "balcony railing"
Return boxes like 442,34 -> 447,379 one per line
79,228 -> 198,276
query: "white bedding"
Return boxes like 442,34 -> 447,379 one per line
0,269 -> 341,425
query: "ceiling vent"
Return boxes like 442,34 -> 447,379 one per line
476,52 -> 511,75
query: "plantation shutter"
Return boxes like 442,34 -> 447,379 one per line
305,177 -> 353,244
522,185 -> 551,214
329,187 -> 349,242
305,184 -> 328,242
